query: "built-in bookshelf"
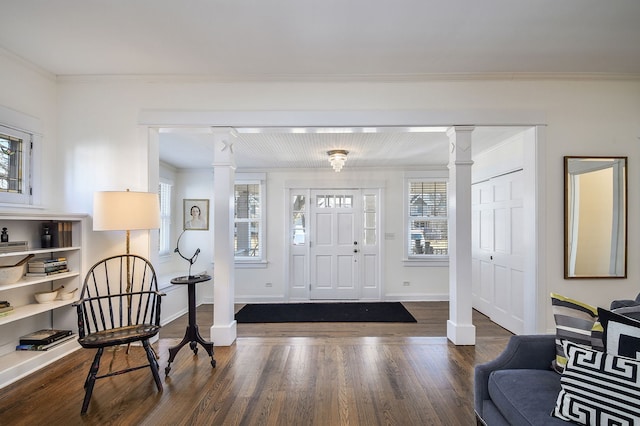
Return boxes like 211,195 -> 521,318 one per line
0,212 -> 86,389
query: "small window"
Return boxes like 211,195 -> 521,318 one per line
235,181 -> 263,260
291,194 -> 306,246
363,194 -> 377,245
0,125 -> 32,205
158,180 -> 173,256
407,180 -> 448,257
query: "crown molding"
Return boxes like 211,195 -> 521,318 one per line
0,47 -> 56,82
55,71 -> 640,84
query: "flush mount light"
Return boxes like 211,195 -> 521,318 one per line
327,149 -> 348,172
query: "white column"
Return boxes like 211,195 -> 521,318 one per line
210,128 -> 238,346
446,126 -> 476,345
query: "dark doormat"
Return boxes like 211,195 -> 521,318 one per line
235,302 -> 417,323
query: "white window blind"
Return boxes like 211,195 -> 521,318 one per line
408,181 -> 448,256
234,182 -> 263,260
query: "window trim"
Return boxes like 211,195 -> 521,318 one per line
0,125 -> 33,206
234,173 -> 266,266
158,178 -> 173,258
403,171 -> 449,266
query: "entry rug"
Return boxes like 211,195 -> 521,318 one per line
235,302 -> 417,323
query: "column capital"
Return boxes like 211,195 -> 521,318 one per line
211,127 -> 238,168
447,126 -> 475,165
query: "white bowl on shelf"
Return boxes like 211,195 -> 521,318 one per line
58,288 -> 78,300
0,263 -> 26,285
35,290 -> 59,304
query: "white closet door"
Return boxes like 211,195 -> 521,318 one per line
472,171 -> 525,334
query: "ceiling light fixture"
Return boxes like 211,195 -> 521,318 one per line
328,149 -> 348,172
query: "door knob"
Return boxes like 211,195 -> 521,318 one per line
354,249 -> 359,253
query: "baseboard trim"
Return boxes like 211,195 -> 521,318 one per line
384,293 -> 449,302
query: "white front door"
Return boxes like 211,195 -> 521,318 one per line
309,190 -> 360,299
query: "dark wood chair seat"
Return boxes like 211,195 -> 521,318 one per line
78,324 -> 161,348
74,254 -> 164,414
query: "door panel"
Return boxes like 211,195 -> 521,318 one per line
472,170 -> 525,334
310,190 -> 359,299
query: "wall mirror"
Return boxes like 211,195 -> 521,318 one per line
564,156 -> 627,279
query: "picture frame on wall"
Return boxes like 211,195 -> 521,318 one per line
183,199 -> 209,230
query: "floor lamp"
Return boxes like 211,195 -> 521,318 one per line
93,189 -> 160,355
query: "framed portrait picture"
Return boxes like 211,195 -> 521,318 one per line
183,199 -> 209,230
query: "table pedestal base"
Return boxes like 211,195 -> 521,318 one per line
165,324 -> 215,375
165,275 -> 216,376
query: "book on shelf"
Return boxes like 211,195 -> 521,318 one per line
19,329 -> 73,346
41,221 -> 73,248
26,268 -> 69,277
0,241 -> 29,253
28,262 -> 68,272
28,257 -> 67,266
0,307 -> 14,317
0,305 -> 14,313
16,334 -> 76,351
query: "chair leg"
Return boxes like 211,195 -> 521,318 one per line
81,347 -> 104,415
143,339 -> 163,392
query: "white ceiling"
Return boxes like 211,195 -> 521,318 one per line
2,1 -> 636,170
1,0 -> 639,77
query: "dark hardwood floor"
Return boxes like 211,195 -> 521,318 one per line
0,302 -> 512,425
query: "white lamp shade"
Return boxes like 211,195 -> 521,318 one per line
93,191 -> 160,231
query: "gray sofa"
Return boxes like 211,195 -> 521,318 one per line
474,334 -> 566,425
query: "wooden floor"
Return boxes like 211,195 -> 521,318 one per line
0,302 -> 512,425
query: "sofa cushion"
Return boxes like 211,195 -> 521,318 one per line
614,305 -> 640,321
598,307 -> 640,359
553,341 -> 640,425
551,293 -> 600,372
488,369 -> 565,425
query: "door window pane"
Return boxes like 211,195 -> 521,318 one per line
292,195 -> 306,245
363,194 -> 377,245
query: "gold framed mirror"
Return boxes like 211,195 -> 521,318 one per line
564,156 -> 627,279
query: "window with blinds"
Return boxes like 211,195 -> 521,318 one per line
235,182 -> 263,259
408,181 -> 448,256
158,181 -> 173,256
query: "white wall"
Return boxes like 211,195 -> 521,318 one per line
0,50 -> 62,211
3,52 -> 640,332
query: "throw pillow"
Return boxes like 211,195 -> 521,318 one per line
551,293 -> 600,373
553,341 -> 640,425
613,305 -> 640,321
598,307 -> 640,359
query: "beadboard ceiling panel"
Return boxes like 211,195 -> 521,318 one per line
159,126 -> 524,170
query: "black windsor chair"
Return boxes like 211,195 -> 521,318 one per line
74,254 -> 164,414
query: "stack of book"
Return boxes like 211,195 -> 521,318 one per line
0,301 -> 14,317
26,257 -> 68,277
16,329 -> 75,351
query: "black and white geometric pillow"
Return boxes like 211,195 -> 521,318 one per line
553,341 -> 640,425
598,307 -> 640,359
